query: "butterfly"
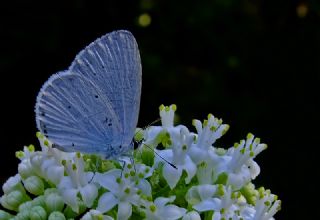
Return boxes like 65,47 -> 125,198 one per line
35,30 -> 142,159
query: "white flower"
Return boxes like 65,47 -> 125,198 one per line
143,104 -> 188,148
252,188 -> 281,220
154,126 -> 197,189
2,174 -> 24,194
140,196 -> 186,220
81,210 -> 114,220
18,134 -> 71,184
186,184 -> 242,220
58,153 -> 98,212
225,133 -> 267,189
182,211 -> 201,220
93,167 -> 143,220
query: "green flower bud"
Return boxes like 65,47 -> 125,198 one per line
32,196 -> 46,208
48,211 -> 66,220
0,210 -> 13,220
2,174 -> 25,194
19,201 -> 33,212
24,176 -> 44,195
15,210 -> 30,220
30,206 -> 47,220
44,188 -> 59,196
1,190 -> 28,211
18,161 -> 35,179
45,193 -> 64,213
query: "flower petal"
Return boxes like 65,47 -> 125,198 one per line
47,165 -> 64,185
60,188 -> 79,212
162,163 -> 182,189
59,176 -> 74,190
117,201 -> 132,220
182,211 -> 201,220
159,204 -> 186,220
136,179 -> 151,196
80,184 -> 98,208
182,157 -> 197,184
97,192 -> 118,213
93,170 -> 121,192
193,198 -> 221,212
154,196 -> 175,208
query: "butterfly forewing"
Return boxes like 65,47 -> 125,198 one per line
35,30 -> 142,158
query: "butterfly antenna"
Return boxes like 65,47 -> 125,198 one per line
134,118 -> 161,140
142,142 -> 177,169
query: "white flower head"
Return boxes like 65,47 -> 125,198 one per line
140,196 -> 186,220
252,188 -> 281,220
225,133 -> 267,189
93,169 -> 142,220
143,104 -> 188,149
58,152 -> 98,212
81,209 -> 114,220
154,127 -> 197,189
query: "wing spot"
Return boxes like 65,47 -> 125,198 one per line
108,123 -> 112,126
41,112 -> 45,116
95,95 -> 99,98
72,143 -> 75,147
68,105 -> 71,109
43,129 -> 47,134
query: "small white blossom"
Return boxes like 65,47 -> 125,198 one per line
81,210 -> 114,220
225,133 -> 267,189
140,196 -> 186,220
182,211 -> 201,220
155,127 -> 197,189
93,164 -> 145,220
58,153 -> 98,212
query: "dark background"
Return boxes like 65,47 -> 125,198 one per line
1,0 -> 319,219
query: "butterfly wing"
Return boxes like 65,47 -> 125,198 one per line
35,30 -> 142,157
69,30 -> 142,149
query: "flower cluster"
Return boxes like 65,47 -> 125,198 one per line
0,105 -> 281,220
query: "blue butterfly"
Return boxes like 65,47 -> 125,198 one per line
35,30 -> 142,159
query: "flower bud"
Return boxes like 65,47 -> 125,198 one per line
32,196 -> 46,207
45,193 -> 64,213
18,201 -> 33,212
0,210 -> 13,220
15,210 -> 30,220
182,211 -> 201,220
1,190 -> 28,211
30,206 -> 47,220
24,176 -> 44,195
18,161 -> 35,179
48,211 -> 66,220
2,174 -> 24,194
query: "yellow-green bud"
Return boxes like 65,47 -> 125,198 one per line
45,193 -> 64,213
18,201 -> 33,212
48,211 -> 66,220
2,190 -> 27,211
24,176 -> 44,195
15,210 -> 30,220
0,210 -> 13,220
30,206 -> 47,220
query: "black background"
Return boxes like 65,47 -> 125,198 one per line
0,1 -> 319,219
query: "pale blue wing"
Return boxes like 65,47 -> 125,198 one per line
69,30 -> 142,148
35,30 -> 142,158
